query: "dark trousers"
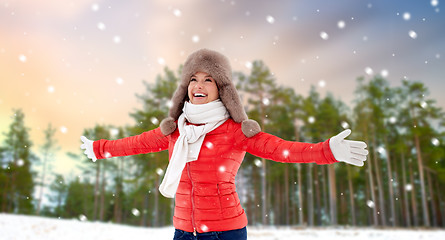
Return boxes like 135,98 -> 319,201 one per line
173,227 -> 247,240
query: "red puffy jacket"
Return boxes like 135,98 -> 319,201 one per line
93,119 -> 337,233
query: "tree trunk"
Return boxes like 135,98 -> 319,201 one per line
347,165 -> 356,226
371,134 -> 386,226
409,160 -> 419,226
297,164 -> 303,225
307,164 -> 314,226
401,151 -> 411,227
284,166 -> 290,225
413,134 -> 430,226
93,161 -> 100,220
384,137 -> 396,226
328,164 -> 337,226
100,164 -> 106,221
366,137 -> 378,226
425,168 -> 437,227
314,166 -> 322,225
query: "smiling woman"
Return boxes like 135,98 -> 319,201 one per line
187,72 -> 219,104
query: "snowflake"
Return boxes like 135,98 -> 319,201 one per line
79,214 -> 88,221
308,116 -> 315,124
131,208 -> 140,216
157,58 -> 165,65
16,159 -> 24,167
318,80 -> 326,88
60,126 -> 68,134
366,200 -> 375,208
173,9 -> 182,17
151,117 -> 159,125
219,166 -> 226,172
365,67 -> 373,75
266,15 -> 275,24
156,168 -> 164,176
116,77 -> 124,85
201,224 -> 209,232
431,138 -> 440,146
205,141 -> 214,149
431,0 -> 439,7
337,20 -> 345,29
48,85 -> 55,93
409,30 -> 417,39
254,159 -> 262,167
192,35 -> 200,43
405,184 -> 413,191
403,12 -> 411,21
389,116 -> 397,124
320,31 -> 329,40
283,150 -> 289,158
341,121 -> 349,129
113,35 -> 121,44
97,22 -> 106,31
91,3 -> 99,12
18,54 -> 27,62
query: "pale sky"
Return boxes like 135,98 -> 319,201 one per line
1,0 -> 444,178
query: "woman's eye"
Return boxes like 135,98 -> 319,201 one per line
190,78 -> 197,82
205,78 -> 212,82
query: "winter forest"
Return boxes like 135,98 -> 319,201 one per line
2,62 -> 445,228
1,0 -> 445,238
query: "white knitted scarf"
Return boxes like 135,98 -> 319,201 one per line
159,99 -> 229,198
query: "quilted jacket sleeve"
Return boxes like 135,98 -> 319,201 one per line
93,127 -> 169,160
238,131 -> 338,165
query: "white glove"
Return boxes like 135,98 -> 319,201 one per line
80,136 -> 97,162
329,129 -> 368,167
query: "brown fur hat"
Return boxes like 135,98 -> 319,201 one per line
160,48 -> 260,137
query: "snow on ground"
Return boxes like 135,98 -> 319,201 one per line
1,213 -> 444,240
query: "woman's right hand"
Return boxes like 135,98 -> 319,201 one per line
80,136 -> 97,162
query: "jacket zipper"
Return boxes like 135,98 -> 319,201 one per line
187,163 -> 197,236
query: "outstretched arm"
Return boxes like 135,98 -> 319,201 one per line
239,129 -> 368,166
80,127 -> 169,161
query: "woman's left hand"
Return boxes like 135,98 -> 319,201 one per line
329,129 -> 368,167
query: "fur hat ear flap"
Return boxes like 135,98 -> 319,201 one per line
160,117 -> 177,136
241,119 -> 261,138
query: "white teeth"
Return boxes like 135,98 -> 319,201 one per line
194,93 -> 206,97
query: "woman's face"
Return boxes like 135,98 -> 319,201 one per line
187,72 -> 219,104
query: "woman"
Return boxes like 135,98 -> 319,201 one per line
81,49 -> 368,240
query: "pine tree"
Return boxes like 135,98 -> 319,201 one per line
1,109 -> 35,214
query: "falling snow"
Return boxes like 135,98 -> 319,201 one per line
320,31 -> 329,40
192,35 -> 200,43
18,54 -> 27,62
403,12 -> 411,21
151,117 -> 159,125
173,9 -> 182,17
60,126 -> 68,134
431,138 -> 440,146
337,20 -> 346,29
266,15 -> 275,24
97,22 -> 106,31
366,200 -> 375,208
308,116 -> 315,124
116,77 -> 124,85
131,208 -> 140,217
365,67 -> 373,75
409,30 -> 417,39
